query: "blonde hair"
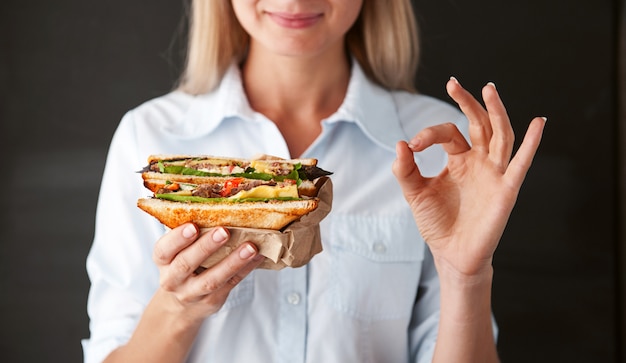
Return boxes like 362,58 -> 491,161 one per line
178,0 -> 419,95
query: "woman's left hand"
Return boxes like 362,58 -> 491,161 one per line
392,77 -> 545,278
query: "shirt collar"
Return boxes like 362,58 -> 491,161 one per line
165,64 -> 254,138
328,60 -> 407,152
171,60 -> 408,152
218,63 -> 257,121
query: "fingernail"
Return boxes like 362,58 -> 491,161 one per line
450,76 -> 459,84
239,244 -> 257,259
407,138 -> 420,150
541,116 -> 548,122
212,227 -> 229,243
182,224 -> 197,238
487,81 -> 496,89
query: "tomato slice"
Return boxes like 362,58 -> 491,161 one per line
219,178 -> 244,197
164,183 -> 180,191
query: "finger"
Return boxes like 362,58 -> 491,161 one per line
392,141 -> 426,198
153,223 -> 200,267
224,253 -> 265,288
186,242 -> 261,297
504,117 -> 546,188
482,82 -> 515,169
161,227 -> 231,289
192,252 -> 265,309
407,123 -> 470,155
447,77 -> 492,150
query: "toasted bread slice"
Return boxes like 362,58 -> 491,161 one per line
137,197 -> 318,230
147,154 -> 318,167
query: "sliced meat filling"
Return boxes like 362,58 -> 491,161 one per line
192,179 -> 277,198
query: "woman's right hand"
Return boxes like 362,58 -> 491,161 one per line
103,224 -> 263,363
153,223 -> 264,322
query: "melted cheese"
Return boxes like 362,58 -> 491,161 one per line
229,184 -> 298,199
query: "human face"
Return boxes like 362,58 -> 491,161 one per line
231,0 -> 363,59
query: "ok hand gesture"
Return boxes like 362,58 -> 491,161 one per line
393,78 -> 545,277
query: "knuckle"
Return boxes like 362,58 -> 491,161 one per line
172,256 -> 194,276
152,244 -> 168,264
159,275 -> 176,292
444,122 -> 457,130
507,128 -> 515,142
497,128 -> 514,145
196,236 -> 214,256
223,257 -> 245,276
199,277 -> 222,294
227,274 -> 244,287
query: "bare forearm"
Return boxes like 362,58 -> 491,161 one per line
432,259 -> 499,363
104,289 -> 203,363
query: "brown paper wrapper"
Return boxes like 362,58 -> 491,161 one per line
199,177 -> 333,270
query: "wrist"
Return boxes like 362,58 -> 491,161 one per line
113,289 -> 204,362
152,288 -> 206,332
434,256 -> 494,287
433,256 -> 494,323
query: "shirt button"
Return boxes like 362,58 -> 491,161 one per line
286,292 -> 301,305
372,242 -> 387,254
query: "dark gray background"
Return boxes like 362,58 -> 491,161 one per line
1,0 -> 623,362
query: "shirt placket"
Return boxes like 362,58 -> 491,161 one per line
277,266 -> 308,363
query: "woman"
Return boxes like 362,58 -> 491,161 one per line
83,1 -> 545,362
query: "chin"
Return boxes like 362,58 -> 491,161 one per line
262,35 -> 339,60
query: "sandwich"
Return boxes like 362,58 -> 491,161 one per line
137,154 -> 332,230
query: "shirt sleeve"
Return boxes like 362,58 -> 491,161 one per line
82,111 -> 164,363
407,244 -> 499,363
407,243 -> 441,363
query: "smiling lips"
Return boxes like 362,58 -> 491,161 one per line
267,12 -> 323,29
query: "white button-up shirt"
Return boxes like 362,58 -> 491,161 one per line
82,61 -> 469,363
